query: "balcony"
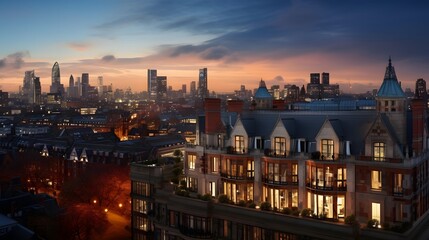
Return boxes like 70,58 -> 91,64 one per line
358,155 -> 403,163
393,187 -> 404,197
262,176 -> 298,186
178,226 -> 212,239
220,172 -> 254,181
306,181 -> 347,192
226,146 -> 248,155
310,152 -> 346,161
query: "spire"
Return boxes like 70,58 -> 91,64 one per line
384,57 -> 397,81
377,58 -> 405,98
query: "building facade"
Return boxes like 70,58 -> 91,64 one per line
131,59 -> 429,240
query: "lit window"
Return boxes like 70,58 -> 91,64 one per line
274,137 -> 286,155
235,135 -> 245,153
372,202 -> 381,224
371,170 -> 382,191
321,139 -> 334,160
291,164 -> 298,183
188,154 -> 196,170
373,142 -> 385,161
394,173 -> 403,194
210,156 -> 219,172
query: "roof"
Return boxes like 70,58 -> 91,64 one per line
238,110 -> 377,155
254,80 -> 272,99
377,58 -> 406,98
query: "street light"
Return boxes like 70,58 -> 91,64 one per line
104,208 -> 108,213
119,203 -> 123,208
93,200 -> 97,204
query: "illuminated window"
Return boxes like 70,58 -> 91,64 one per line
394,173 -> 403,194
187,177 -> 198,192
274,137 -> 286,155
188,154 -> 196,170
371,170 -> 382,191
321,139 -> 334,160
373,142 -> 385,161
291,164 -> 298,183
235,135 -> 245,153
372,202 -> 381,224
210,156 -> 219,172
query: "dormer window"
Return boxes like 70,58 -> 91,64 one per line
274,137 -> 286,156
235,135 -> 245,153
373,142 -> 385,161
321,139 -> 334,160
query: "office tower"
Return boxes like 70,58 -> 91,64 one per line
147,69 -> 157,100
415,78 -> 427,101
81,73 -> 89,98
156,76 -> 167,101
310,73 -> 320,84
322,72 -> 330,85
68,75 -> 74,98
198,68 -> 208,100
190,81 -> 196,96
182,84 -> 187,94
76,77 -> 82,97
97,76 -> 104,97
33,77 -> 41,104
22,70 -> 40,104
50,62 -> 64,95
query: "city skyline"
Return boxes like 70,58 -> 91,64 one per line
1,1 -> 429,93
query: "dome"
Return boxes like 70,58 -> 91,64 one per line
254,79 -> 273,99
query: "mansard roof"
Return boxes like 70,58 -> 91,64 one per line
377,58 -> 406,98
235,111 -> 377,155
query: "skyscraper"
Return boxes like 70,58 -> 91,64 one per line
322,72 -> 330,85
81,73 -> 89,98
198,68 -> 208,100
33,77 -> 41,104
415,78 -> 427,101
310,73 -> 320,84
50,62 -> 65,95
22,70 -> 40,104
182,84 -> 187,94
97,76 -> 104,98
156,76 -> 167,101
147,69 -> 157,100
190,81 -> 196,97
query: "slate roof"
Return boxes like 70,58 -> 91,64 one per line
237,111 -> 378,155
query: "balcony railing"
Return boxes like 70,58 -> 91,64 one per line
179,226 -> 212,239
306,181 -> 347,191
358,155 -> 403,163
309,152 -> 346,161
262,176 -> 298,185
220,172 -> 250,180
393,187 -> 404,196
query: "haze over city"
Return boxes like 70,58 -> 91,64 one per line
1,0 -> 429,93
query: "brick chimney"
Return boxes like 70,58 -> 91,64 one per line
411,98 -> 426,155
205,98 -> 222,134
227,100 -> 244,113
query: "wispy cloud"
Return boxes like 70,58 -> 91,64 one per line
67,42 -> 93,52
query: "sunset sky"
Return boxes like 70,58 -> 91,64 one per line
1,0 -> 429,94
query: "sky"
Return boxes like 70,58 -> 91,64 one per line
1,0 -> 429,94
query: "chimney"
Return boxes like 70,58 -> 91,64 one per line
411,98 -> 426,155
205,98 -> 222,134
227,100 -> 244,113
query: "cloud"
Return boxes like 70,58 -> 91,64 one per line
101,55 -> 116,62
67,42 -> 92,52
0,51 -> 29,69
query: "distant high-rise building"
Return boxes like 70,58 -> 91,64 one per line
156,76 -> 167,101
190,81 -> 196,97
310,73 -> 320,84
69,74 -> 74,88
81,73 -> 89,98
33,77 -> 41,104
415,78 -> 427,101
50,62 -> 64,95
182,84 -> 187,94
97,76 -> 104,97
76,77 -> 82,97
22,70 -> 41,104
322,72 -> 330,85
68,74 -> 75,98
148,69 -> 157,99
198,68 -> 208,100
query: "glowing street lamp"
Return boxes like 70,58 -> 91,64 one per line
93,200 -> 97,204
118,203 -> 123,208
104,208 -> 108,213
